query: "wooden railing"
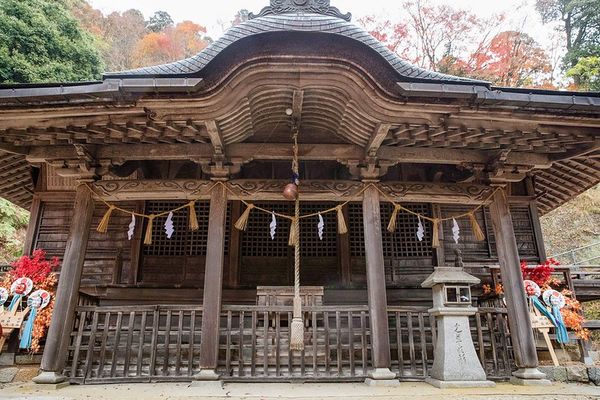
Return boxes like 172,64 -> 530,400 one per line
66,305 -> 203,384
388,306 -> 514,380
217,305 -> 371,381
387,307 -> 436,380
65,304 -> 514,383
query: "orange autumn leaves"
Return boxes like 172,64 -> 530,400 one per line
133,21 -> 211,68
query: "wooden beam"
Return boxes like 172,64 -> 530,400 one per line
488,189 -> 543,379
33,184 -> 95,384
197,183 -> 228,379
362,185 -> 393,374
0,142 -> 29,155
91,179 -> 495,204
292,90 -> 304,120
366,123 -> 391,156
550,140 -> 600,161
205,120 -> 224,153
25,143 -> 553,168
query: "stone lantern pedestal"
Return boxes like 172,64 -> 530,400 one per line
422,267 -> 495,388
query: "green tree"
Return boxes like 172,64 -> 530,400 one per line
147,11 -> 174,33
0,199 -> 29,263
536,0 -> 600,69
567,56 -> 600,90
0,0 -> 103,83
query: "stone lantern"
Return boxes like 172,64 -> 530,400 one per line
421,263 -> 495,388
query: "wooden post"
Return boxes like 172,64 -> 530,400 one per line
488,188 -> 549,385
196,183 -> 228,380
362,185 -> 397,385
33,183 -> 95,384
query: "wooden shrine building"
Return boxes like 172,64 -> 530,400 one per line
0,0 -> 599,386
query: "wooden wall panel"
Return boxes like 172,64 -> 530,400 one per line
32,197 -> 137,286
442,203 -> 541,265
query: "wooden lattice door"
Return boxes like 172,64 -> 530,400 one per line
140,200 -> 231,286
239,202 -> 340,288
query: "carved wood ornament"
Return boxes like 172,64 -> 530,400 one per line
250,0 -> 352,21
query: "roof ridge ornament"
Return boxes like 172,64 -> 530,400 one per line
249,0 -> 352,21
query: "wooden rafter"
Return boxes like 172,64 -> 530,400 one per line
205,120 -> 224,154
365,123 -> 391,156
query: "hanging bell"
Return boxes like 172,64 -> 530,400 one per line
283,183 -> 299,200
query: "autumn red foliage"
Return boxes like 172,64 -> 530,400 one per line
520,258 -> 559,288
8,249 -> 59,285
2,249 -> 59,353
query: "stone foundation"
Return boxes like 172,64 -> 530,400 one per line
538,366 -> 600,386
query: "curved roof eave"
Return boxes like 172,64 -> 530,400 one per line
103,13 -> 490,87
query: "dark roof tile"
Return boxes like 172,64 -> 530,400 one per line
104,13 -> 486,85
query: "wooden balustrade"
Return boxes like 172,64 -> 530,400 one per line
65,305 -> 203,384
217,305 -> 371,381
64,304 -> 514,383
387,306 -> 514,380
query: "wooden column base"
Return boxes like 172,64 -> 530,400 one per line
510,368 -> 552,386
364,368 -> 399,386
32,371 -> 69,386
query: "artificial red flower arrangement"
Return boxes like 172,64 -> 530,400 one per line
1,249 -> 59,353
483,258 -> 590,340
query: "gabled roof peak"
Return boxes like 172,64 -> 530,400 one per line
249,0 -> 352,21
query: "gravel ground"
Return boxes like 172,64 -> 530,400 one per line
0,381 -> 599,400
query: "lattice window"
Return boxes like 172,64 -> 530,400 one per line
299,203 -> 338,257
381,203 -> 433,258
143,201 -> 230,256
507,205 -> 538,260
241,202 -> 291,257
348,203 -> 365,257
441,205 -> 493,262
349,202 -> 432,258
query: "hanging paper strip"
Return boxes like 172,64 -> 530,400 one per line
416,216 -> 425,242
270,212 -> 277,240
165,212 -> 175,239
127,214 -> 136,241
317,214 -> 324,241
452,218 -> 460,244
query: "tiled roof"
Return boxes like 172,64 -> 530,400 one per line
104,13 -> 486,85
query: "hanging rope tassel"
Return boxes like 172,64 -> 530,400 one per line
336,205 -> 348,234
431,219 -> 441,248
234,204 -> 255,231
290,197 -> 304,351
144,215 -> 156,245
188,201 -> 199,231
468,212 -> 486,241
288,218 -> 298,247
387,204 -> 401,233
97,205 -> 116,233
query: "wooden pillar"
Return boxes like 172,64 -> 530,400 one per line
34,183 -> 95,384
488,188 -> 549,384
196,183 -> 228,380
362,185 -> 396,384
